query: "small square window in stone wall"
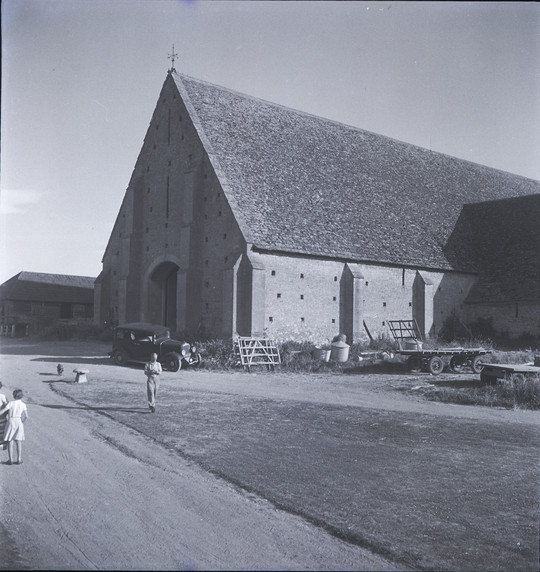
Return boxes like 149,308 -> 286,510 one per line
277,293 -> 281,298
300,295 -> 304,300
332,319 -> 335,324
383,302 -> 386,307
300,273 -> 304,278
269,317 -> 273,322
153,144 -> 157,150
409,302 -> 412,307
205,303 -> 209,311
334,276 -> 337,281
382,321 -> 386,325
224,256 -> 228,263
223,233 -> 227,239
217,193 -> 221,198
365,281 -> 369,286
333,297 -> 336,301
301,317 -> 305,322
218,211 -> 222,216
271,270 -> 276,276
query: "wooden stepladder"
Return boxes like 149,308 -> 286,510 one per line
235,337 -> 281,372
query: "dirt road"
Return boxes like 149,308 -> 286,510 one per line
0,341 -> 402,571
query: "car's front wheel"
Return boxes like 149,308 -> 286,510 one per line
162,352 -> 182,372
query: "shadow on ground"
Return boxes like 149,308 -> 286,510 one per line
40,403 -> 149,414
0,339 -> 110,357
32,356 -> 113,366
429,378 -> 485,389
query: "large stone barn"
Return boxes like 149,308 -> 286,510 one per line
95,71 -> 540,343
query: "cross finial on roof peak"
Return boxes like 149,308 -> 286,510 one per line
168,44 -> 179,73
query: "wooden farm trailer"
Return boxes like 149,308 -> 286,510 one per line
388,320 -> 489,375
479,363 -> 540,384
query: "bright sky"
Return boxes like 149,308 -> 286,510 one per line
1,0 -> 539,284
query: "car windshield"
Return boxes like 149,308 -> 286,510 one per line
115,326 -> 170,340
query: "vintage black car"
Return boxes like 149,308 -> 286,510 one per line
110,322 -> 202,371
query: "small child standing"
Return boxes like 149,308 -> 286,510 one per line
0,389 -> 28,465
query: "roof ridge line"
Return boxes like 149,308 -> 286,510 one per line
174,72 -> 539,183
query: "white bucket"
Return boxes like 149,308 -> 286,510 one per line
312,348 -> 331,362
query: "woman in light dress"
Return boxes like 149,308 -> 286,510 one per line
0,389 -> 28,465
0,382 -> 7,452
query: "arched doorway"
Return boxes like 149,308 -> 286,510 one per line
147,262 -> 179,329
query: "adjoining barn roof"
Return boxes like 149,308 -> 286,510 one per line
173,73 -> 540,272
449,195 -> 540,303
0,271 -> 95,304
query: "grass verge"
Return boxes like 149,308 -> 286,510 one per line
424,375 -> 540,410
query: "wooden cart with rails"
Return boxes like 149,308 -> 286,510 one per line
388,320 -> 489,375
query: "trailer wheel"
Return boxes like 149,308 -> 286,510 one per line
428,356 -> 444,375
471,355 -> 484,374
449,356 -> 464,373
407,356 -> 422,373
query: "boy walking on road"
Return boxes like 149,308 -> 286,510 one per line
144,353 -> 162,413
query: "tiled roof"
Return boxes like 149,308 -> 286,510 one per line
453,195 -> 540,303
174,73 -> 540,272
0,271 -> 95,304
